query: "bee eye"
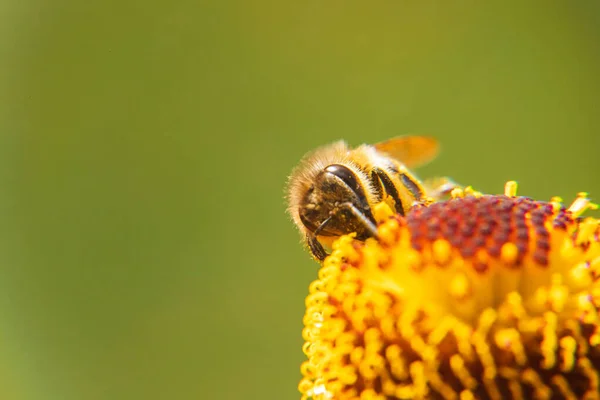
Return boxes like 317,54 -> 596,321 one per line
324,164 -> 360,192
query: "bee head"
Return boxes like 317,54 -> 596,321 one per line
298,164 -> 376,240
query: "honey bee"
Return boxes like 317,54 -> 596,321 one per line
286,136 -> 457,261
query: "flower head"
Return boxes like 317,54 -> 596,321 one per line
299,182 -> 600,400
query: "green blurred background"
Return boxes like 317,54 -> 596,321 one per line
1,1 -> 599,399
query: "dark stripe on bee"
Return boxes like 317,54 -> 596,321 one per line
371,168 -> 404,216
400,173 -> 423,201
370,171 -> 384,199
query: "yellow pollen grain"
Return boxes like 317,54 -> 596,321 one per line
578,357 -> 600,396
428,317 -> 452,347
570,262 -> 593,289
432,239 -> 451,265
592,258 -> 600,274
449,323 -> 474,361
302,342 -> 313,356
560,241 -> 584,265
394,384 -> 416,400
450,355 -> 477,390
500,242 -> 519,264
463,186 -> 482,197
494,328 -> 527,366
522,369 -> 552,399
385,345 -> 408,380
450,187 -> 465,199
449,273 -> 471,300
541,311 -> 558,369
548,274 -> 568,312
459,391 -> 475,400
475,248 -> 490,268
500,292 -> 526,320
576,217 -> 599,245
579,294 -> 598,321
298,378 -> 314,395
339,365 -> 357,385
507,380 -> 524,400
591,332 -> 600,347
473,310 -> 499,396
559,336 -> 577,371
551,375 -> 577,400
483,377 -> 502,400
427,371 -> 458,400
378,220 -> 399,247
409,361 -> 428,397
550,197 -> 564,213
564,320 -> 588,356
504,180 -> 518,197
372,201 -> 394,225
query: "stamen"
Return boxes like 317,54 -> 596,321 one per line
568,192 -> 599,218
504,180 -> 518,197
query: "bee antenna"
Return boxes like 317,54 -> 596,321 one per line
340,202 -> 379,238
313,216 -> 332,237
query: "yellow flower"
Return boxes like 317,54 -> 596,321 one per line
299,182 -> 600,400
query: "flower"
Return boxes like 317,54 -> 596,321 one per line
299,182 -> 600,400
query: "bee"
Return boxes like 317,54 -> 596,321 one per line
286,136 -> 457,261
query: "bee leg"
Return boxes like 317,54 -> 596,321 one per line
306,216 -> 333,262
339,202 -> 379,238
306,234 -> 328,261
423,177 -> 462,201
306,207 -> 378,262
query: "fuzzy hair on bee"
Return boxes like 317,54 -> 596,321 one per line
287,141 -> 377,230
286,136 -> 456,262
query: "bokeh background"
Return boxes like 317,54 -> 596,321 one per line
1,1 -> 599,399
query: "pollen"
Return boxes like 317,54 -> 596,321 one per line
299,183 -> 600,400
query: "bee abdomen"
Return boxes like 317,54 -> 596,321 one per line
400,172 -> 424,201
370,168 -> 405,216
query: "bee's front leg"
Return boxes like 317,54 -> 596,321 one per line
306,203 -> 379,262
339,202 -> 379,238
306,234 -> 328,262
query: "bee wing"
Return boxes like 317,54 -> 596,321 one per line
373,136 -> 440,168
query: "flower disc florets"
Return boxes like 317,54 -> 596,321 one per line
299,183 -> 600,400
